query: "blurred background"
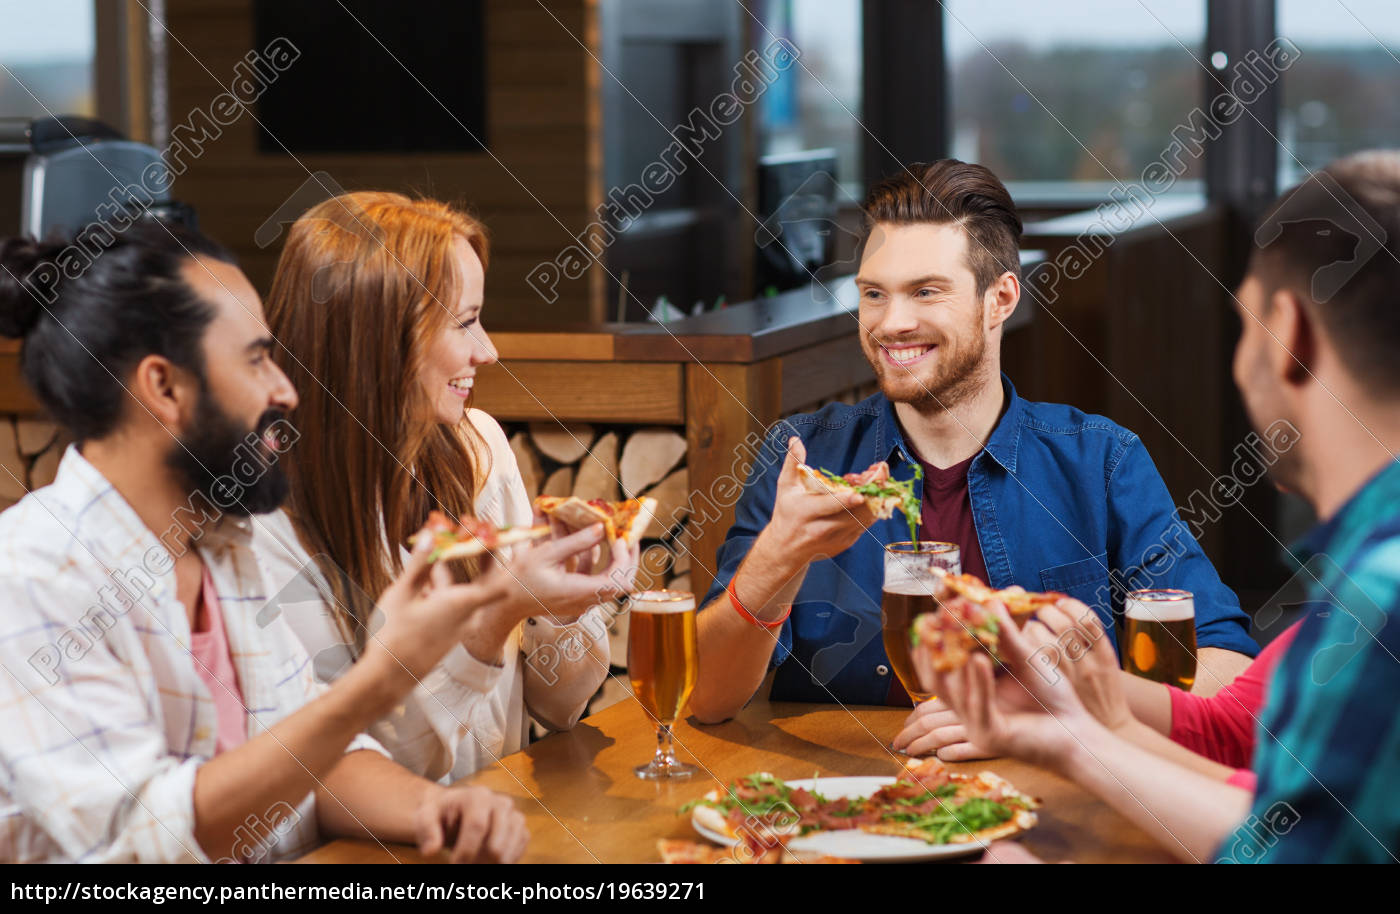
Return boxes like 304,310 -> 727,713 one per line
2,0 -> 1396,641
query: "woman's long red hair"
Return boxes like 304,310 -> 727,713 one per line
265,191 -> 491,649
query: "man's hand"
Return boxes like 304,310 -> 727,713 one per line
756,436 -> 876,570
364,524 -> 502,684
892,698 -> 995,761
415,784 -> 529,863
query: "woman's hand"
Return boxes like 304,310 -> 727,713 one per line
1031,600 -> 1136,732
482,524 -> 637,625
912,603 -> 1101,773
415,784 -> 529,863
894,599 -> 1133,757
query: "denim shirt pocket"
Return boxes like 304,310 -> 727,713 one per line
1039,552 -> 1111,618
790,600 -> 841,647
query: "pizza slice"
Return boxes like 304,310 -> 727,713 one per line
909,569 -> 1067,673
862,759 -> 1040,845
910,596 -> 1002,673
860,804 -> 1039,845
410,510 -> 551,562
796,460 -> 923,540
533,495 -> 657,547
931,567 -> 1065,620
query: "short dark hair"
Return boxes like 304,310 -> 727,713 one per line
0,216 -> 234,442
859,159 -> 1022,295
1250,150 -> 1400,394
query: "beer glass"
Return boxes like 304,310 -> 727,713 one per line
882,542 -> 960,703
627,590 -> 699,779
1121,589 -> 1197,690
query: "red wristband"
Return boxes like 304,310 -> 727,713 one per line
728,576 -> 792,629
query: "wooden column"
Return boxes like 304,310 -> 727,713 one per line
683,359 -> 781,601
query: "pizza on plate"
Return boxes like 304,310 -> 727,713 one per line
680,760 -> 1039,852
655,839 -> 855,864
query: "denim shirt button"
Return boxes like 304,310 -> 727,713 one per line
875,664 -> 889,676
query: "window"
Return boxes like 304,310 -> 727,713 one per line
945,0 -> 1206,197
758,0 -> 862,197
1277,0 -> 1400,186
0,0 -> 95,120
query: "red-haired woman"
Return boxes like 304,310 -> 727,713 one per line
253,192 -> 630,781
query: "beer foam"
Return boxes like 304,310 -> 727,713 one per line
1125,594 -> 1195,622
629,590 -> 696,613
883,553 -> 958,595
883,576 -> 941,597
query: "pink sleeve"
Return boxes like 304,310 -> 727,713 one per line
1167,621 -> 1302,767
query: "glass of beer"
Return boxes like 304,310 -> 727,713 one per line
882,542 -> 960,704
627,590 -> 699,779
1121,589 -> 1197,690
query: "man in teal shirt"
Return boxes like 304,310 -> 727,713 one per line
1213,152 -> 1400,862
1219,462 -> 1400,862
921,150 -> 1400,863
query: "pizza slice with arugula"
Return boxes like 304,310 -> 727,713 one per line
796,460 -> 923,541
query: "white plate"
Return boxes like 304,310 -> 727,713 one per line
690,776 -> 993,862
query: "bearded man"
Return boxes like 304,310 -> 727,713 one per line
0,217 -> 536,862
688,160 -> 1256,752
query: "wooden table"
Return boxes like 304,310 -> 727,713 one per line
297,699 -> 1176,864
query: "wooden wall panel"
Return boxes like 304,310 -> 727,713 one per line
473,361 -> 683,424
164,0 -> 603,323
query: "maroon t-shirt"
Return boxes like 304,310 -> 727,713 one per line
886,448 -> 989,707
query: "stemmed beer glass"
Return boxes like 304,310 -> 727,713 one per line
627,590 -> 699,779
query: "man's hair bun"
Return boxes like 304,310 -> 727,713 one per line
0,237 -> 64,339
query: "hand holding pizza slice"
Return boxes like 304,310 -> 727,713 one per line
909,569 -> 1067,674
795,459 -> 923,541
913,591 -> 1104,770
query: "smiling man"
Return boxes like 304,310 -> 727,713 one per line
689,159 -> 1256,739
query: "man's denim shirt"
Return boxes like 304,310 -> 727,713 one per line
700,376 -> 1258,706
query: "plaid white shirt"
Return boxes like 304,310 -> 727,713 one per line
0,447 -> 386,863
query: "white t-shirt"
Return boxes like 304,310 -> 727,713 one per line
250,409 -> 606,782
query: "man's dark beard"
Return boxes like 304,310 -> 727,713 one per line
167,392 -> 291,517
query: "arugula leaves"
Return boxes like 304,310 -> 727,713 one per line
680,773 -> 819,820
884,797 -> 1014,844
679,774 -> 1017,846
815,464 -> 924,543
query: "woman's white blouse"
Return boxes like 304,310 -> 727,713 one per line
250,409 -> 607,782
